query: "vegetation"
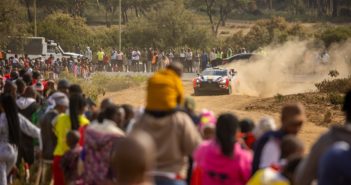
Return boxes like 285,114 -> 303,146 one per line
0,0 -> 351,51
224,17 -> 307,51
124,1 -> 213,49
0,0 -> 28,48
328,92 -> 344,105
315,77 -> 351,94
274,93 -> 285,102
315,73 -> 350,105
38,13 -> 91,51
61,72 -> 147,101
319,26 -> 351,47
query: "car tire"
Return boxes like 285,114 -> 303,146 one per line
227,86 -> 232,95
194,89 -> 200,96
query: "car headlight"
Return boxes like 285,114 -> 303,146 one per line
219,79 -> 226,84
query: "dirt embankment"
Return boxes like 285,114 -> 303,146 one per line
104,81 -> 329,149
245,93 -> 345,127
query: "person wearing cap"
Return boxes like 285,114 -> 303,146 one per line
57,79 -> 70,95
252,103 -> 306,176
133,62 -> 201,185
198,110 -> 217,140
38,92 -> 69,185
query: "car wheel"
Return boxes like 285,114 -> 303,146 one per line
227,86 -> 232,95
194,89 -> 200,96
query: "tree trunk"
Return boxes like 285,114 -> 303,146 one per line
110,7 -> 115,26
332,0 -> 338,16
105,9 -> 110,27
269,0 -> 273,9
24,0 -> 33,22
123,9 -> 128,23
204,0 -> 216,34
134,6 -> 139,17
220,6 -> 226,26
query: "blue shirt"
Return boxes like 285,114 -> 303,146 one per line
318,141 -> 351,185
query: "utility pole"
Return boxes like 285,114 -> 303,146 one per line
34,0 -> 37,37
119,0 -> 122,51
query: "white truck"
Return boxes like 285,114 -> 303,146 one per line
6,37 -> 83,60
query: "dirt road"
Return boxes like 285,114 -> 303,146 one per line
104,81 -> 327,150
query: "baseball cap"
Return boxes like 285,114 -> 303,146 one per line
49,92 -> 69,107
57,79 -> 70,89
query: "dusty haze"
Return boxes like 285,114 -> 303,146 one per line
225,40 -> 351,97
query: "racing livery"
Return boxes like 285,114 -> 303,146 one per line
193,68 -> 238,95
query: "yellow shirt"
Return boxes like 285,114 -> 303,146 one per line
146,69 -> 184,111
247,168 -> 289,185
53,114 -> 89,156
97,51 -> 105,61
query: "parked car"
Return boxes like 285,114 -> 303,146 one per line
6,37 -> 83,60
221,53 -> 259,65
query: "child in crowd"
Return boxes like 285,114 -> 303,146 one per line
239,118 -> 256,149
247,135 -> 304,185
60,131 -> 82,185
253,117 -> 276,140
198,110 -> 216,140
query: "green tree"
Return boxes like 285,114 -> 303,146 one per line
95,0 -> 160,26
192,0 -> 249,35
38,12 -> 91,51
0,0 -> 28,48
225,17 -> 306,51
124,0 -> 213,49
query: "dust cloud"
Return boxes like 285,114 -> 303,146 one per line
224,40 -> 351,97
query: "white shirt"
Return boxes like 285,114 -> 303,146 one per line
186,52 -> 193,60
132,50 -> 140,61
13,58 -> 19,64
180,52 -> 185,58
111,51 -> 117,60
259,138 -> 281,169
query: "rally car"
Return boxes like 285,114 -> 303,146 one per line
193,67 -> 238,95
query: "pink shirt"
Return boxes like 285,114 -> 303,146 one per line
194,140 -> 252,185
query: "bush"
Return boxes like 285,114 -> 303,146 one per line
328,70 -> 340,78
274,93 -> 285,102
328,92 -> 344,105
90,73 -> 147,92
225,17 -> 307,51
60,72 -> 147,101
319,26 -> 351,48
315,77 -> 351,93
